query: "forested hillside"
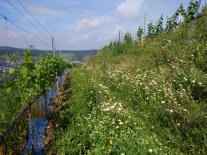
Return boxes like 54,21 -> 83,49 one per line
0,47 -> 97,61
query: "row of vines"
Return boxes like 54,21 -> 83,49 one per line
0,49 -> 69,153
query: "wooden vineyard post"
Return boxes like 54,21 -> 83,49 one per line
142,12 -> 147,48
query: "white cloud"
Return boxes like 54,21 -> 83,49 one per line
109,24 -> 126,42
74,32 -> 92,41
110,24 -> 125,40
116,0 -> 144,19
0,30 -> 21,39
97,24 -> 126,45
75,16 -> 114,32
0,29 -> 30,47
59,32 -> 91,44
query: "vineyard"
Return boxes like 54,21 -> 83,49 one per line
0,49 -> 70,154
0,0 -> 207,155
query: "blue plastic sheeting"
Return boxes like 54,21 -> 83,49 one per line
37,97 -> 44,110
37,97 -> 51,115
45,98 -> 50,115
37,86 -> 56,114
48,87 -> 56,100
22,118 -> 48,155
64,68 -> 70,75
56,74 -> 66,89
57,76 -> 63,89
22,120 -> 32,155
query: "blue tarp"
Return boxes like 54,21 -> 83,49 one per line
57,76 -> 63,89
22,118 -> 48,155
48,87 -> 56,100
37,86 -> 56,114
22,120 -> 32,155
45,98 -> 50,115
37,97 -> 44,110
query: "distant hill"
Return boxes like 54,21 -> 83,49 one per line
0,46 -> 98,62
61,49 -> 98,61
0,46 -> 48,56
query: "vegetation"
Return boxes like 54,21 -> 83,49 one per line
61,50 -> 98,62
123,32 -> 133,44
137,26 -> 143,41
0,49 -> 69,153
53,2 -> 207,155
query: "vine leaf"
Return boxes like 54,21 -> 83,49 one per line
6,87 -> 11,94
9,68 -> 15,75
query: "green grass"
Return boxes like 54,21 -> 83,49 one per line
53,10 -> 207,155
0,88 -> 22,135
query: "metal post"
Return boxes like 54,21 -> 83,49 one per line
51,36 -> 55,55
118,30 -> 121,42
142,12 -> 147,48
143,12 -> 146,39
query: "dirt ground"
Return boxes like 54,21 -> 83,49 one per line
44,74 -> 71,154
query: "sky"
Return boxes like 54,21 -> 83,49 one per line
0,0 -> 205,50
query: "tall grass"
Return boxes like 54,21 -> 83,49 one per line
53,8 -> 207,155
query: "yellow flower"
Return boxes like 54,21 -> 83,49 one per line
109,140 -> 113,145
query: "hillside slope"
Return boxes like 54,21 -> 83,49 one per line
53,8 -> 207,155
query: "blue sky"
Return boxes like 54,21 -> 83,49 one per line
0,0 -> 205,50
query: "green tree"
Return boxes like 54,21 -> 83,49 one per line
124,32 -> 133,44
137,26 -> 144,41
166,14 -> 178,31
166,17 -> 173,30
185,1 -> 199,22
147,21 -> 155,36
178,3 -> 186,18
155,15 -> 164,34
